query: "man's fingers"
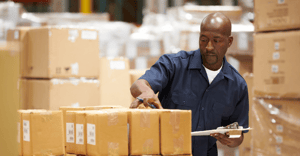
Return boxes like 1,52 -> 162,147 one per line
130,99 -> 141,108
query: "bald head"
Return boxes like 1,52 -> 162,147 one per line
201,12 -> 232,37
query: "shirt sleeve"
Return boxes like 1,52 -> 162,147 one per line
227,83 -> 249,132
139,54 -> 175,94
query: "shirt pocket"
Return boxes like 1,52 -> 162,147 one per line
207,101 -> 225,129
171,93 -> 198,110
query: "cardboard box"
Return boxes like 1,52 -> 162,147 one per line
126,33 -> 164,59
160,110 -> 192,155
99,57 -> 132,107
254,0 -> 300,32
21,78 -> 99,110
59,106 -> 85,154
85,105 -> 125,110
65,111 -> 77,154
23,27 -> 99,78
128,110 -> 160,155
6,27 -> 31,78
129,69 -> 147,85
75,111 -> 87,155
129,56 -> 160,70
22,110 -> 64,156
239,73 -> 253,154
86,110 -> 128,155
251,98 -> 300,155
253,30 -> 300,98
17,110 -> 23,156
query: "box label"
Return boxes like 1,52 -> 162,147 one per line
17,122 -> 20,143
274,42 -> 280,50
71,62 -> 79,75
23,120 -> 30,142
276,125 -> 283,132
110,61 -> 125,70
278,0 -> 285,4
76,124 -> 84,145
276,136 -> 283,143
66,123 -> 75,143
273,52 -> 280,60
81,30 -> 97,40
271,65 -> 279,73
68,30 -> 79,42
87,123 -> 96,145
14,30 -> 19,40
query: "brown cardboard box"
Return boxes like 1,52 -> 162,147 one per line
238,73 -> 253,156
129,56 -> 160,70
59,106 -> 85,154
129,69 -> 147,85
86,110 -> 128,155
23,27 -> 99,78
99,57 -> 131,107
22,110 -> 64,156
160,110 -> 192,155
129,110 -> 160,155
17,110 -> 23,156
85,105 -> 125,110
254,0 -> 300,32
65,111 -> 77,154
6,27 -> 31,78
75,111 -> 87,155
227,29 -> 253,55
21,78 -> 99,110
251,98 -> 300,155
253,30 -> 300,98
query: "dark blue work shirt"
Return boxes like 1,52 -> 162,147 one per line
140,49 -> 249,156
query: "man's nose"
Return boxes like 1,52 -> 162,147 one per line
206,40 -> 214,51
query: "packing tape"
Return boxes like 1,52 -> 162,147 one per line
170,111 -> 180,134
173,135 -> 184,154
140,110 -> 151,128
143,139 -> 154,154
107,111 -> 119,126
108,142 -> 119,156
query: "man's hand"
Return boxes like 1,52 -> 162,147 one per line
210,132 -> 244,148
130,79 -> 163,109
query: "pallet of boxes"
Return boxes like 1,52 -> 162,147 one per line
10,26 -> 101,155
249,0 -> 300,155
18,106 -> 193,155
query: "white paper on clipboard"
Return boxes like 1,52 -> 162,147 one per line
191,127 -> 252,136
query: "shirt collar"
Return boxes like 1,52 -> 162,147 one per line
189,49 -> 234,81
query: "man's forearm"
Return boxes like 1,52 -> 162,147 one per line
130,79 -> 154,98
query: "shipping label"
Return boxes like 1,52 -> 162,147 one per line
23,120 -> 30,142
87,123 -> 96,145
76,124 -> 84,145
66,123 -> 75,143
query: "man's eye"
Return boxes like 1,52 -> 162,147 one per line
201,39 -> 207,42
214,40 -> 220,43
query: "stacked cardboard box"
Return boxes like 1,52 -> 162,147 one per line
18,110 -> 65,156
61,109 -> 192,155
252,0 -> 300,155
6,27 -> 101,110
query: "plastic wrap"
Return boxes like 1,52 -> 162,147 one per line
251,97 -> 300,155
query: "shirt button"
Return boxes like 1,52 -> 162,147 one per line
202,107 -> 204,110
206,89 -> 209,92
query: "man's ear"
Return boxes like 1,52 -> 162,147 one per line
228,36 -> 233,47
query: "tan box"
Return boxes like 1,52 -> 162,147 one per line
65,111 -> 77,154
129,56 -> 160,70
85,105 -> 125,110
254,0 -> 300,32
251,98 -> 300,155
59,106 -> 85,153
17,110 -> 23,156
21,79 -> 99,110
253,30 -> 300,98
23,27 -> 99,78
86,110 -> 128,155
99,57 -> 131,107
22,110 -> 64,156
75,111 -> 87,155
128,110 -> 160,155
6,27 -> 31,78
160,110 -> 192,155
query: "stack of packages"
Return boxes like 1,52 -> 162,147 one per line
18,107 -> 193,156
247,0 -> 300,155
6,26 -> 101,110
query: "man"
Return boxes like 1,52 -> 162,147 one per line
130,12 -> 249,156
